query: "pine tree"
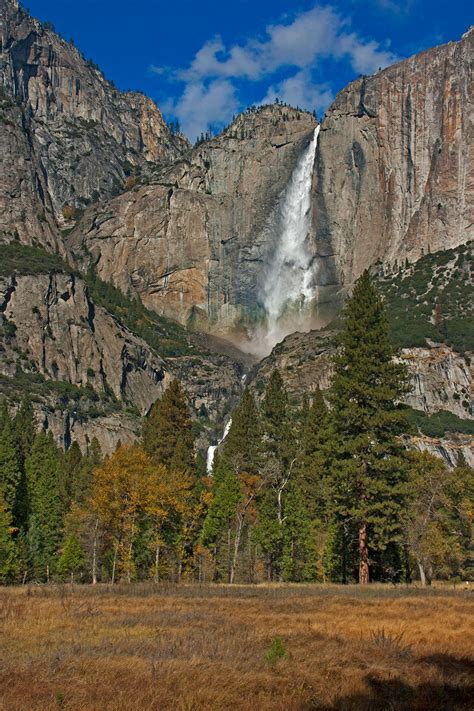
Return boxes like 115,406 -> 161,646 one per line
57,534 -> 86,582
255,370 -> 297,580
262,370 -> 292,467
223,388 -> 261,474
0,492 -> 18,584
26,431 -> 64,581
0,415 -> 22,521
62,441 -> 83,507
296,387 -> 331,516
329,271 -> 409,584
12,397 -> 35,470
143,381 -> 194,473
281,483 -> 317,582
201,456 -> 242,581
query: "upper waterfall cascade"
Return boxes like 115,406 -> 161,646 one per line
259,125 -> 320,353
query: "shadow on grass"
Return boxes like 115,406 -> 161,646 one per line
315,654 -> 474,711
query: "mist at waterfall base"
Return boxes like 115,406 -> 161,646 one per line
245,126 -> 329,358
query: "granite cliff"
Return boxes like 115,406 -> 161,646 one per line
0,0 -> 188,252
312,27 -> 473,287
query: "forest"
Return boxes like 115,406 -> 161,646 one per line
0,273 -> 472,587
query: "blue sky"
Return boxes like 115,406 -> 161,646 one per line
26,0 -> 472,139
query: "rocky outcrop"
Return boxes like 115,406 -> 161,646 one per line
401,345 -> 472,419
0,0 -> 188,247
0,269 -> 247,452
69,106 -> 316,334
0,272 -> 170,412
410,434 -> 474,468
312,28 -> 473,287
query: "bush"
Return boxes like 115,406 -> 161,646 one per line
62,204 -> 77,220
264,637 -> 288,665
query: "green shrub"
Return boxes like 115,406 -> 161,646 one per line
264,637 -> 288,665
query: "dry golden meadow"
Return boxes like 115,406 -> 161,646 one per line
0,584 -> 473,710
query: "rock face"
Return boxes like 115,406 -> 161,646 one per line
401,345 -> 472,420
312,28 -> 473,288
70,106 -> 316,335
251,329 -> 473,465
254,330 -> 472,419
0,0 -> 188,248
0,269 -> 246,452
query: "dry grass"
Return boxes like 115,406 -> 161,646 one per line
0,584 -> 473,710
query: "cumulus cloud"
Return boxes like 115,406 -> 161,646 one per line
155,3 -> 399,138
261,71 -> 334,113
162,79 -> 239,141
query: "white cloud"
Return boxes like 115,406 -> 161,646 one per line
163,79 -> 239,141
156,3 -> 399,137
261,71 -> 334,114
180,5 -> 397,80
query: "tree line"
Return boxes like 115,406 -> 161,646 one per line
0,273 -> 472,585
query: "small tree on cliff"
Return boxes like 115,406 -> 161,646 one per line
329,271 -> 409,584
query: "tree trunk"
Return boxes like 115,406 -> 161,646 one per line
154,544 -> 160,584
230,516 -> 244,584
92,518 -> 99,585
418,560 -> 432,586
358,523 -> 369,584
227,527 -> 232,583
403,543 -> 412,584
418,560 -> 427,586
111,543 -> 118,584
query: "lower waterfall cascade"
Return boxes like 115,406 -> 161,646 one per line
206,418 -> 233,474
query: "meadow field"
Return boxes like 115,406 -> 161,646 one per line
0,584 -> 473,710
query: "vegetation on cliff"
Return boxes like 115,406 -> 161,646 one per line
378,241 -> 473,352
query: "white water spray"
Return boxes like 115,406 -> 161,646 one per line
258,125 -> 320,353
206,417 -> 232,474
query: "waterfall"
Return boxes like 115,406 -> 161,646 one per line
206,418 -> 232,474
259,125 -> 320,352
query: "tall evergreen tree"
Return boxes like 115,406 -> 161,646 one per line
296,387 -> 331,516
223,388 -> 261,474
329,271 -> 409,584
254,370 -> 296,580
0,492 -> 18,584
12,397 -> 35,471
201,456 -> 242,581
143,381 -> 194,473
0,415 -> 22,523
262,369 -> 292,467
26,431 -> 64,581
